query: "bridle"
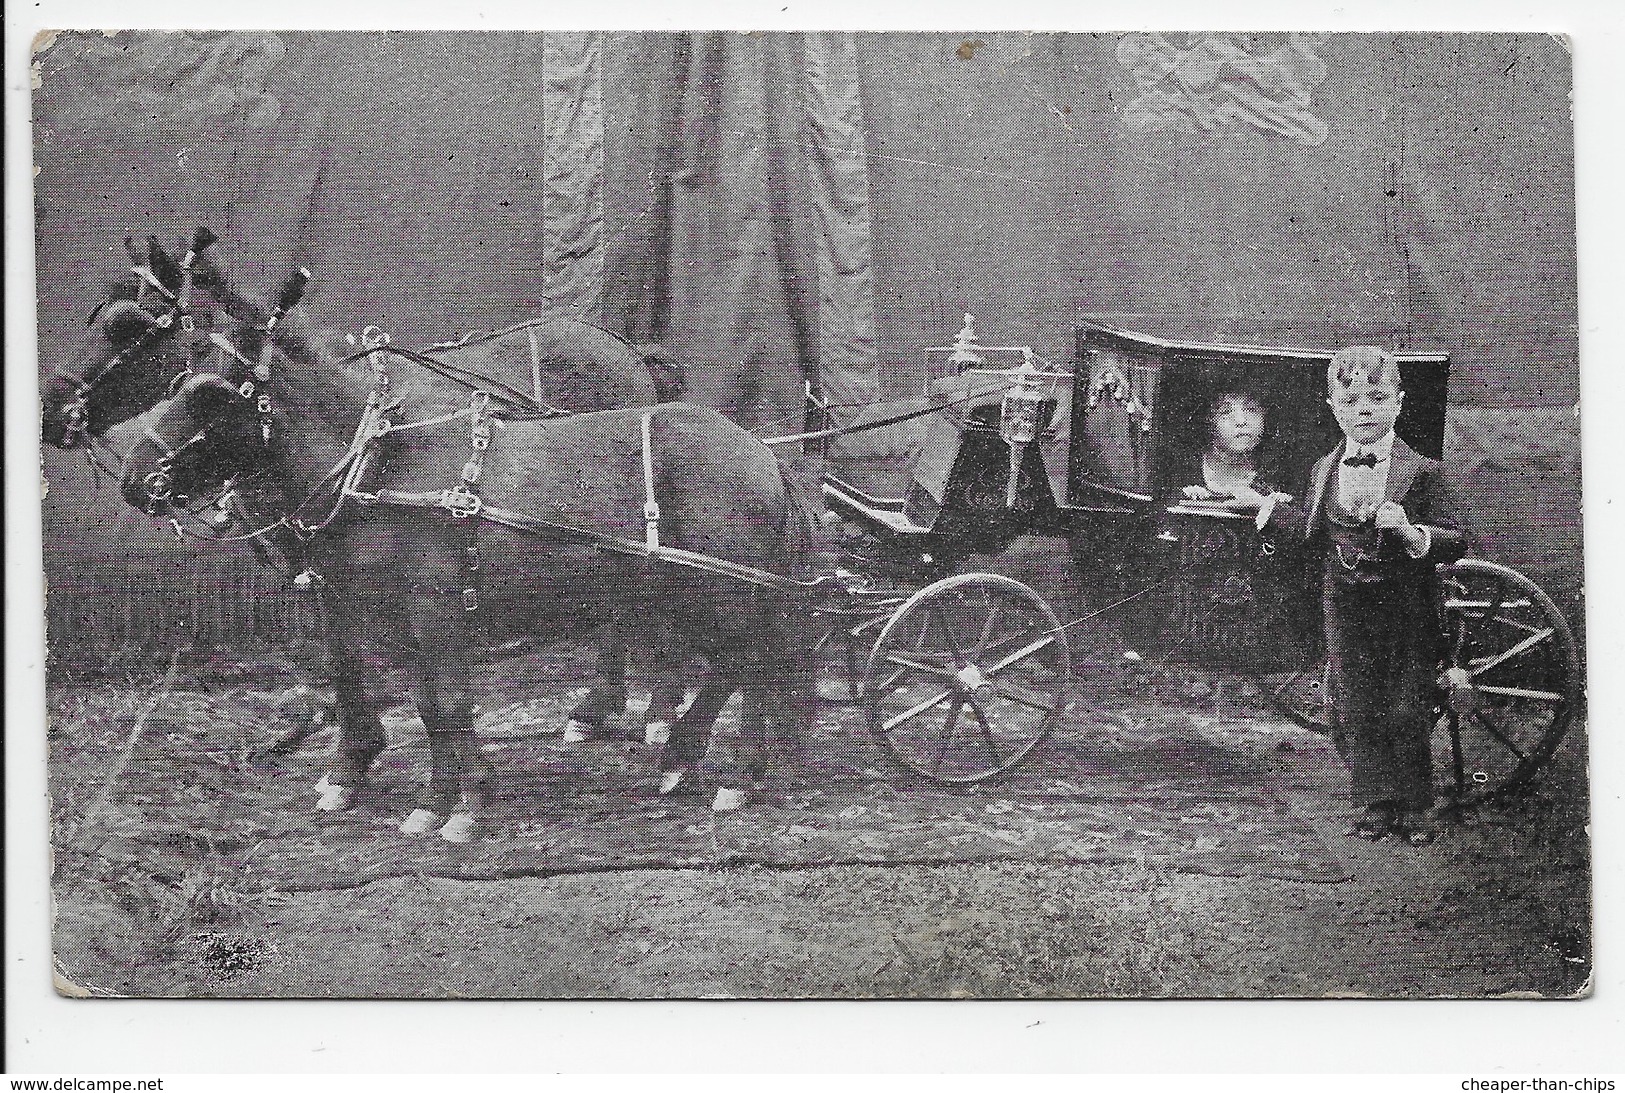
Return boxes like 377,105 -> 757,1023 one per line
53,255 -> 207,450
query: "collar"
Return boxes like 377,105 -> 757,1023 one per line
1347,431 -> 1396,462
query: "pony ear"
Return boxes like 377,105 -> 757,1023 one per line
147,235 -> 183,292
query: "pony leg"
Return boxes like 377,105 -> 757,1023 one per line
642,620 -> 687,746
314,642 -> 389,813
402,601 -> 488,842
564,615 -> 628,743
644,680 -> 686,746
657,667 -> 734,797
711,681 -> 766,813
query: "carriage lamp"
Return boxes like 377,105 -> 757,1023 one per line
950,314 -> 984,373
999,352 -> 1055,508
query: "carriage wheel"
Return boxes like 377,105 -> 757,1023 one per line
1433,559 -> 1581,805
863,573 -> 1070,783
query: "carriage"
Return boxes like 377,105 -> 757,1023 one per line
811,317 -> 1582,806
43,230 -> 1582,839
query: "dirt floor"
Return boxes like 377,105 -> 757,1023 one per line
45,542 -> 1593,1001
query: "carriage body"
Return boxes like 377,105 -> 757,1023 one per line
822,317 -> 1453,668
823,319 -> 1577,802
1068,320 -> 1450,668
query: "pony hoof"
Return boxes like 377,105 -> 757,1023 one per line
644,720 -> 672,746
712,787 -> 745,812
439,813 -> 478,844
658,769 -> 687,796
400,808 -> 442,836
315,780 -> 357,812
562,721 -> 590,744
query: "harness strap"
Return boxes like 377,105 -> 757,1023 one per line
131,265 -> 178,304
208,331 -> 256,369
759,377 -> 1015,447
364,488 -> 815,594
641,410 -> 660,551
527,325 -> 544,407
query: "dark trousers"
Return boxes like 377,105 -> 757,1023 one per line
1323,575 -> 1435,811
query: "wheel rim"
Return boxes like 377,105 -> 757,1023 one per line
1433,559 -> 1581,804
864,573 -> 1070,783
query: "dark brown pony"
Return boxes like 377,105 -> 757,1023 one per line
120,345 -> 818,841
40,232 -> 686,799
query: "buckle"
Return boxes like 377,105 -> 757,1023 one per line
461,459 -> 482,485
180,314 -> 195,332
644,501 -> 661,522
462,588 -> 480,612
443,489 -> 482,519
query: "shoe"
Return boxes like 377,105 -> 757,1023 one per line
1397,813 -> 1438,846
1349,802 -> 1397,841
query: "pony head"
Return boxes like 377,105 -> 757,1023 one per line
119,372 -> 265,516
41,232 -> 221,447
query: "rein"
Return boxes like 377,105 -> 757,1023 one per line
759,378 -> 1015,448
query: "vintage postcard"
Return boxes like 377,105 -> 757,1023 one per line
26,27 -> 1588,1010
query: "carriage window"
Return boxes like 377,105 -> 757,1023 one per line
1079,350 -> 1159,495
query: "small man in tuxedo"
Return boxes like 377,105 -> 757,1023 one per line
1261,346 -> 1466,844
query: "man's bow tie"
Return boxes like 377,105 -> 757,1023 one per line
1343,452 -> 1383,468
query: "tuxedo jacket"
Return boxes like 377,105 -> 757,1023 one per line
1274,435 -> 1468,579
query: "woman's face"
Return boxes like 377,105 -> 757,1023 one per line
1210,394 -> 1265,455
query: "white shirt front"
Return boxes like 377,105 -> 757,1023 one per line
1336,430 -> 1396,515
1334,430 -> 1430,558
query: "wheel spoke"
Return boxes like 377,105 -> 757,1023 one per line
966,698 -> 1006,769
881,650 -> 959,680
1474,684 -> 1565,703
1483,612 -> 1547,636
1463,708 -> 1528,762
880,688 -> 955,734
930,604 -> 968,666
1444,597 -> 1533,613
870,663 -> 911,694
986,632 -> 1059,677
979,625 -> 1043,660
930,700 -> 965,777
974,594 -> 1001,661
1467,628 -> 1554,678
991,678 -> 1059,714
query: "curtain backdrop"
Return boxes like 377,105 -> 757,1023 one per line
32,31 -> 1581,652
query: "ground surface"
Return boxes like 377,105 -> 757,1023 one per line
45,541 -> 1592,1000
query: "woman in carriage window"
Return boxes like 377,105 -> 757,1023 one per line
1176,388 -> 1291,509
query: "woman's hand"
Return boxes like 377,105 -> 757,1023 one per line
1226,482 -> 1267,506
1182,485 -> 1216,501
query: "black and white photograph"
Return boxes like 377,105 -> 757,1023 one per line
11,5 -> 1610,1047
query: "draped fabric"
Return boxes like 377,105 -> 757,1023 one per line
541,33 -> 605,325
32,31 -> 1581,652
1079,353 -> 1161,496
801,32 -> 880,415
